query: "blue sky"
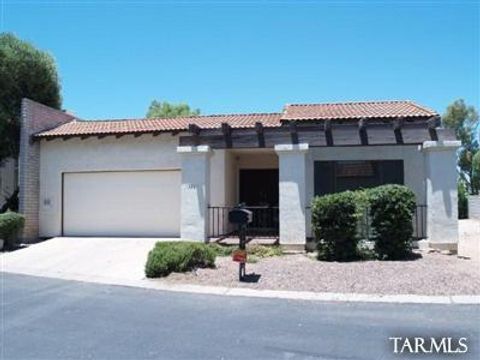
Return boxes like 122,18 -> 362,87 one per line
1,0 -> 479,119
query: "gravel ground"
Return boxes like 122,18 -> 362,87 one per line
161,252 -> 480,295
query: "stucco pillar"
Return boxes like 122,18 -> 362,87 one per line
177,145 -> 212,242
275,143 -> 309,248
422,140 -> 461,251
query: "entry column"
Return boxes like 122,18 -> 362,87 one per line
177,145 -> 212,242
422,140 -> 461,251
275,143 -> 309,248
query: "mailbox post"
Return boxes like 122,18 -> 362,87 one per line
228,205 -> 253,281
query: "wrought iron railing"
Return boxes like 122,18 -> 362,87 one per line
208,206 -> 279,239
209,204 -> 427,240
308,204 -> 427,241
358,204 -> 427,240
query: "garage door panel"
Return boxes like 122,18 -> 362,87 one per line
63,171 -> 180,237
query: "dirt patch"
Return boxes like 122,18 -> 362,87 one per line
161,252 -> 480,295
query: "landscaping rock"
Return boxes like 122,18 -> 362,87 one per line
161,252 -> 480,296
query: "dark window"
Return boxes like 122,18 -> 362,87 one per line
314,160 -> 404,196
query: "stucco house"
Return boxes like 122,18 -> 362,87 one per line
19,98 -> 460,251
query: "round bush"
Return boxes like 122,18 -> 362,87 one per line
0,211 -> 25,249
367,185 -> 416,260
311,191 -> 360,261
145,241 -> 216,278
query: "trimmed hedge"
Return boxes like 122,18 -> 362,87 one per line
311,191 -> 360,261
0,211 -> 25,249
311,184 -> 417,261
145,241 -> 216,278
368,185 -> 416,260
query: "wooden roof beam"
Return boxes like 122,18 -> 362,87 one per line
393,117 -> 404,144
289,121 -> 299,144
255,122 -> 265,148
324,119 -> 333,146
358,118 -> 368,145
221,122 -> 232,148
428,116 -> 439,141
188,123 -> 201,145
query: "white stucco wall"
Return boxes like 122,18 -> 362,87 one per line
468,195 -> 480,220
39,134 -> 182,237
178,146 -> 211,241
423,141 -> 460,248
275,144 -> 308,246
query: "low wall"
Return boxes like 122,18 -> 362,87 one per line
468,195 -> 480,219
458,219 -> 480,261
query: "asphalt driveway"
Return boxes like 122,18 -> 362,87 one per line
2,273 -> 479,360
1,237 -> 174,283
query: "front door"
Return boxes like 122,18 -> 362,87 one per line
239,169 -> 279,206
239,169 -> 279,236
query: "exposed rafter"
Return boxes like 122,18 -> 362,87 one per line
255,122 -> 265,148
393,117 -> 404,144
427,117 -> 439,141
358,118 -> 368,145
221,123 -> 232,148
324,119 -> 333,146
289,121 -> 299,144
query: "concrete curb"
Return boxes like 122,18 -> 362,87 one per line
3,269 -> 480,305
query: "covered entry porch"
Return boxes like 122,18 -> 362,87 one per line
177,118 -> 459,250
208,149 -> 280,241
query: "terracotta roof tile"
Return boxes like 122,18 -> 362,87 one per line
35,113 -> 283,138
282,100 -> 438,121
35,100 -> 438,139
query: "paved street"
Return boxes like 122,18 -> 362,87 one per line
1,273 -> 479,360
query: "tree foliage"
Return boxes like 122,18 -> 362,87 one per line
442,99 -> 479,194
0,33 -> 62,162
473,152 -> 480,194
146,100 -> 200,119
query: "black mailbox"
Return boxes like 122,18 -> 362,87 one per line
228,208 -> 253,225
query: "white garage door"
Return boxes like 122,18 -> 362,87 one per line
63,171 -> 180,237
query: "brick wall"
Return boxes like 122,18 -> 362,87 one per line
19,99 -> 75,242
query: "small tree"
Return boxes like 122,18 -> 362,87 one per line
146,100 -> 200,118
442,99 -> 479,194
0,33 -> 62,162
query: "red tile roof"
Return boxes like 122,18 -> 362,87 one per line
35,100 -> 438,139
35,113 -> 283,138
282,100 -> 438,121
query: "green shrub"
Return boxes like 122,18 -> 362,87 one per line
367,185 -> 416,260
209,243 -> 236,257
145,241 -> 216,278
311,191 -> 360,261
248,244 -> 283,258
0,211 -> 25,249
458,179 -> 469,219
